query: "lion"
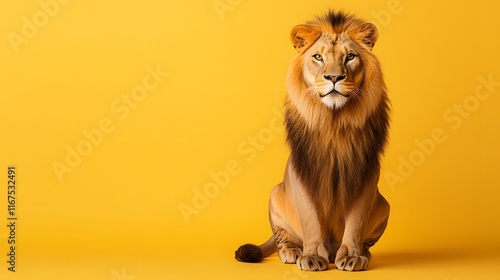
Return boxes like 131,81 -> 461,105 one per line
235,10 -> 391,271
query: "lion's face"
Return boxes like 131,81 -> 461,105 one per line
288,20 -> 381,112
301,35 -> 365,109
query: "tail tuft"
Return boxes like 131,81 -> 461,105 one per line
235,244 -> 264,263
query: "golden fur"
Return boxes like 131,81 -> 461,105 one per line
236,10 -> 391,271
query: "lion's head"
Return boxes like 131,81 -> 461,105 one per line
286,11 -> 387,129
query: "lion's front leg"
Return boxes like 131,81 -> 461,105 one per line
335,243 -> 371,271
285,159 -> 330,271
335,188 -> 389,271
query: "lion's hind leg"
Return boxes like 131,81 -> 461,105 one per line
269,182 -> 303,264
274,227 -> 303,264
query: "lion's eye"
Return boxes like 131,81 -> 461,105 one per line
313,54 -> 323,62
345,53 -> 357,62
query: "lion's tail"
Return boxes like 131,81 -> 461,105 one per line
235,235 -> 277,263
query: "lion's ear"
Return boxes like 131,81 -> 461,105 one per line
290,24 -> 321,53
354,22 -> 379,50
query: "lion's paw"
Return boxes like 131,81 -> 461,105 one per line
297,255 -> 329,271
278,246 -> 302,264
335,244 -> 371,271
335,255 -> 369,271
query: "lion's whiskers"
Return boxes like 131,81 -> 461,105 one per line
304,85 -> 319,97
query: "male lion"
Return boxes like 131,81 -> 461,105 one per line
235,10 -> 391,271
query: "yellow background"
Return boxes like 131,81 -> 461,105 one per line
1,0 -> 500,279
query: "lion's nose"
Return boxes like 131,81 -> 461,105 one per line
323,74 -> 346,83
